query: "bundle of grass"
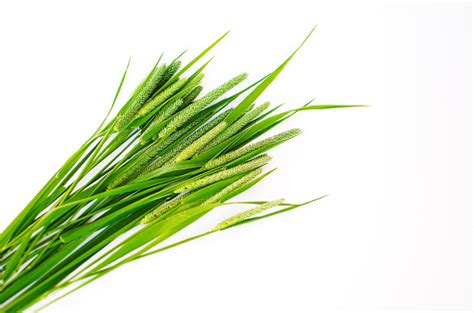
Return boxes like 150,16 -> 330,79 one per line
0,28 -> 362,312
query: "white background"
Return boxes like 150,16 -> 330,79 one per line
0,1 -> 471,312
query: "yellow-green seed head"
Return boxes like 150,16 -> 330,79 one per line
140,196 -> 183,224
174,121 -> 227,162
114,64 -> 168,131
205,128 -> 302,169
201,102 -> 270,153
204,168 -> 263,204
175,154 -> 271,193
161,61 -> 181,83
154,61 -> 182,92
139,114 -> 213,175
159,109 -> 231,167
158,73 -> 247,139
212,198 -> 285,231
107,135 -> 179,189
141,98 -> 183,143
135,78 -> 187,119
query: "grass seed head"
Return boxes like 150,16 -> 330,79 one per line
107,135 -> 180,189
158,109 -> 231,167
141,98 -> 184,143
205,128 -> 302,169
158,73 -> 247,139
200,101 -> 270,153
212,198 -> 284,231
204,168 -> 263,204
114,64 -> 168,130
135,78 -> 187,119
140,196 -> 183,224
174,121 -> 227,162
153,61 -> 182,92
160,61 -> 181,85
182,85 -> 203,107
175,154 -> 271,193
139,114 -> 212,174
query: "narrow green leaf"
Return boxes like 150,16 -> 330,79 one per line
225,26 -> 316,123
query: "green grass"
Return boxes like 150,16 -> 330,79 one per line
0,27 -> 363,312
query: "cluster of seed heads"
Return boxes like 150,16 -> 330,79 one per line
109,62 -> 301,231
175,121 -> 227,162
175,154 -> 271,193
158,73 -> 248,139
159,61 -> 181,87
114,64 -> 168,130
151,61 -> 182,94
138,113 -> 213,175
135,78 -> 187,119
205,128 -> 302,169
200,102 -> 270,153
144,109 -> 231,172
212,198 -> 285,231
0,26 -> 348,312
141,98 -> 183,143
107,135 -> 179,189
204,168 -> 262,204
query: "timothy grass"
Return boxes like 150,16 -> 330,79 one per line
0,27 -> 363,312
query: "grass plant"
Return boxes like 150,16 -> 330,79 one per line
0,27 -> 363,312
